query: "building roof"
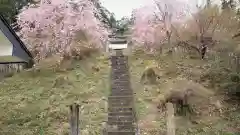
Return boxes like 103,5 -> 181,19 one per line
0,56 -> 27,64
0,14 -> 33,59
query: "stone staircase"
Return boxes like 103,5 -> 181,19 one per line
107,50 -> 136,135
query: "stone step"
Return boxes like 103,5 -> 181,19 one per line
111,74 -> 129,77
111,62 -> 128,65
111,66 -> 128,73
108,101 -> 132,107
108,100 -> 132,104
112,70 -> 128,73
112,74 -> 128,76
111,86 -> 130,90
108,107 -> 133,112
111,77 -> 129,81
112,82 -> 130,86
112,74 -> 128,77
111,55 -> 126,58
109,96 -> 132,100
111,75 -> 129,78
112,66 -> 128,69
111,83 -> 130,86
108,121 -> 133,126
112,81 -> 130,84
109,55 -> 135,135
112,60 -> 127,62
110,92 -> 132,96
111,84 -> 130,88
108,100 -> 132,105
112,68 -> 128,70
112,79 -> 130,82
112,73 -> 128,76
108,96 -> 132,101
111,81 -> 130,84
107,124 -> 134,131
111,85 -> 130,89
111,69 -> 128,72
111,55 -> 127,58
111,59 -> 127,62
111,62 -> 128,66
112,65 -> 127,67
111,56 -> 127,60
108,112 -> 133,117
111,89 -> 132,94
108,99 -> 133,106
110,94 -> 132,97
112,67 -> 127,70
111,88 -> 131,92
111,87 -> 131,90
107,131 -> 135,135
111,88 -> 132,92
111,74 -> 129,79
109,95 -> 133,98
111,57 -> 128,61
112,61 -> 128,63
111,61 -> 128,65
108,105 -> 133,109
112,79 -> 129,83
108,116 -> 134,122
112,77 -> 129,80
111,59 -> 127,61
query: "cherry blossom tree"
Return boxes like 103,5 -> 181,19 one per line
17,0 -> 109,61
154,0 -> 188,45
131,0 -> 189,53
131,6 -> 166,52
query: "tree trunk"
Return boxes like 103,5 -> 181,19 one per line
166,31 -> 171,45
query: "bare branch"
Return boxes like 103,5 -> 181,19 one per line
153,12 -> 163,22
171,24 -> 180,40
154,0 -> 164,14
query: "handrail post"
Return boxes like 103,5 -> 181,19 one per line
166,102 -> 175,135
70,103 -> 80,135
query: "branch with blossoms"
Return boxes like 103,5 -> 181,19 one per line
17,0 -> 110,62
131,0 -> 189,53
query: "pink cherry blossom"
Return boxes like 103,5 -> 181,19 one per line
131,0 -> 189,52
17,0 -> 109,61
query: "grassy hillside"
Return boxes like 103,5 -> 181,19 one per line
129,47 -> 240,135
0,54 -> 110,135
0,45 -> 240,135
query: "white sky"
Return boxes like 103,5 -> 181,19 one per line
100,0 -> 222,20
100,0 -> 154,20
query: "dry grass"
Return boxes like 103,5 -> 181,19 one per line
0,53 -> 110,135
129,49 -> 240,135
0,42 -> 240,135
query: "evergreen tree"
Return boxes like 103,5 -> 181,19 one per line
221,0 -> 236,10
0,0 -> 36,24
109,13 -> 117,28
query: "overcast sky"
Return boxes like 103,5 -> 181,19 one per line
100,0 -> 222,20
100,0 -> 153,20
